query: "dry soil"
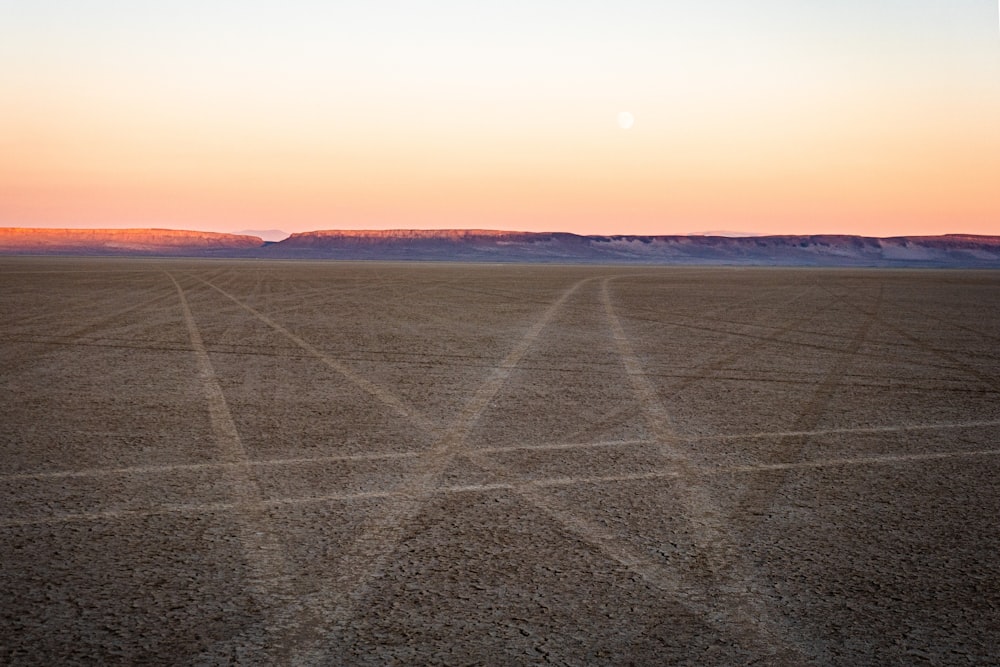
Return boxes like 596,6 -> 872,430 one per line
1,258 -> 999,665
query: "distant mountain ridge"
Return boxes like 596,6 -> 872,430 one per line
0,228 -> 262,255
265,230 -> 1000,266
2,227 -> 1000,267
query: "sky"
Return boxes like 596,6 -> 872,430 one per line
2,1 -> 999,237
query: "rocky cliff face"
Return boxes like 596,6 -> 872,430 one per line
0,228 -> 264,255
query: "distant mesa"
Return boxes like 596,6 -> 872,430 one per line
0,228 -> 263,256
267,230 -> 1000,267
1,227 -> 999,267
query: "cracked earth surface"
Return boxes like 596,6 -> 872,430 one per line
2,258 -> 999,665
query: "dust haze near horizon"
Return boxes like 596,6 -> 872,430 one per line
2,1 -> 999,237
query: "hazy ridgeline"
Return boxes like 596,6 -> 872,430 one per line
3,228 -> 1000,267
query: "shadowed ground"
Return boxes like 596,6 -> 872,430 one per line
1,258 -> 999,665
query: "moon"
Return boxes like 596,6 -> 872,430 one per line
617,111 -> 634,130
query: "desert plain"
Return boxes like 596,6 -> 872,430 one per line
1,257 -> 999,665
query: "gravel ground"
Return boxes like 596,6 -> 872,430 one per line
1,258 -> 999,665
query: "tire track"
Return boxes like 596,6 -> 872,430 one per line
4,271 -> 822,662
167,272 -> 320,665
7,445 -> 1000,530
0,282 -> 178,377
697,418 -> 1000,443
439,281 -> 802,658
825,286 -> 1000,391
888,300 -> 1000,345
188,274 -> 590,664
735,284 -> 883,521
6,419 -> 999,485
653,286 -> 828,405
0,450 -> 424,482
610,294 -> 967,380
165,271 -> 888,663
462,447 -> 724,614
194,275 -> 436,432
237,273 -> 798,664
547,281 -> 825,448
288,277 -> 591,666
599,277 -> 811,664
1,272 -> 159,328
264,276 -> 418,319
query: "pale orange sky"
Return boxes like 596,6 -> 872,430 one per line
2,1 -> 999,237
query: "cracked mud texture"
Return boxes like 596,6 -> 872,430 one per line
2,257 -> 999,665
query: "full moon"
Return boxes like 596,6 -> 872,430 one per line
617,111 -> 634,130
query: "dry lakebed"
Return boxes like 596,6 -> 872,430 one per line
1,258 -> 999,665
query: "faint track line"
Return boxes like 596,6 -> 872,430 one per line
599,277 -> 810,664
5,265 -> 997,661
39,268 -> 968,657
7,446 -> 1000,529
167,272 -> 315,664
736,284 -> 884,521
463,448 -> 721,615
187,274 -> 592,664
6,419 -> 1000,484
893,301 -> 1000,345
0,283 -> 178,377
194,275 -> 436,432
504,446 -> 1000,480
432,279 -> 800,655
549,294 -> 744,445
825,286 -> 1000,392
606,292 -> 969,380
653,287 -> 828,404
0,451 -> 424,482
289,276 -> 592,666
550,281 -> 826,447
477,437 -> 653,456
699,419 -> 1000,442
2,284 -> 171,330
723,448 -> 1000,472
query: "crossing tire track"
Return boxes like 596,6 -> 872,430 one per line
735,284 -> 883,522
188,273 -> 590,664
599,277 -> 814,664
166,272 -> 317,665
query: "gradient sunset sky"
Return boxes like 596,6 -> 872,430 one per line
2,1 -> 999,237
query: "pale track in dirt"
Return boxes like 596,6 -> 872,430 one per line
7,263 -> 998,665
190,273 -> 594,664
595,277 -> 812,664
735,285 -> 884,521
6,443 -> 1000,531
195,274 -> 818,664
5,417 -> 1000,485
167,272 -> 321,663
